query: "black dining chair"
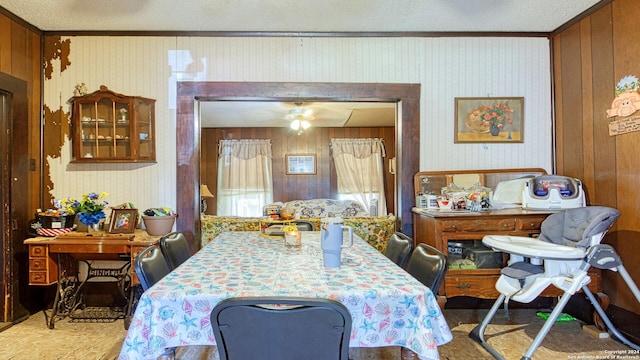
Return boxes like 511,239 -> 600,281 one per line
134,244 -> 172,291
384,232 -> 413,268
406,243 -> 448,294
210,297 -> 352,360
159,232 -> 192,270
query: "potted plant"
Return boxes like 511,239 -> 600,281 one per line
52,192 -> 109,232
142,207 -> 177,236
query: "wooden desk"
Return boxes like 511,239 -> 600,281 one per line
24,230 -> 160,328
413,208 -> 602,300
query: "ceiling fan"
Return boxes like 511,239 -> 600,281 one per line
285,103 -> 315,133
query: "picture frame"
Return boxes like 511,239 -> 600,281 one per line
107,209 -> 138,234
286,154 -> 316,175
454,97 -> 524,143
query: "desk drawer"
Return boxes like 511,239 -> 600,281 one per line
29,271 -> 54,285
445,275 -> 500,298
29,258 -> 49,271
30,245 -> 48,257
440,219 -> 515,232
517,217 -> 545,230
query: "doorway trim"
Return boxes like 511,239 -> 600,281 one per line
176,82 -> 420,246
0,71 -> 29,323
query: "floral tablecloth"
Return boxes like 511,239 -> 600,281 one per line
119,231 -> 452,360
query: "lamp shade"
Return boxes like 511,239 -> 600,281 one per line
201,185 -> 214,198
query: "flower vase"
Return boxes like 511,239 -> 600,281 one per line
489,124 -> 500,136
87,223 -> 101,233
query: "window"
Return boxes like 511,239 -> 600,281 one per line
217,139 -> 273,217
330,138 -> 387,216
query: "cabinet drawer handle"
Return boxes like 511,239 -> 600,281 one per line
450,225 -> 457,229
502,223 -> 509,228
456,283 -> 471,290
530,223 -> 535,227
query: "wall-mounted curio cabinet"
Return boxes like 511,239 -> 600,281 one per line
70,85 -> 156,163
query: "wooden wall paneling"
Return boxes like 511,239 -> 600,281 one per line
9,22 -> 28,79
315,129 -> 329,198
558,24 -> 585,182
554,0 -> 639,314
589,5 -> 616,208
552,36 -> 564,174
270,128 -> 283,201
579,18 -> 595,203
609,0 -> 640,313
0,15 -> 11,73
0,13 -> 42,227
28,31 -> 41,216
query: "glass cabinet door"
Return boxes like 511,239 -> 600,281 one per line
135,98 -> 155,160
78,99 -> 132,160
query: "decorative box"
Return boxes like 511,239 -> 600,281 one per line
35,214 -> 76,229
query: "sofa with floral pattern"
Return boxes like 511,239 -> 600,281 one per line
201,199 -> 396,252
276,198 -> 370,217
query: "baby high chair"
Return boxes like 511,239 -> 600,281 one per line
469,206 -> 640,360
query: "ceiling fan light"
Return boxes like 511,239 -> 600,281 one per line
291,119 -> 301,130
301,120 -> 311,129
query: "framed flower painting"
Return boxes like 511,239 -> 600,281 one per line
454,97 -> 524,143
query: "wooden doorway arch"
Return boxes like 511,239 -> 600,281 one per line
176,82 -> 420,247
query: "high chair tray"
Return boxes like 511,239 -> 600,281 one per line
483,235 -> 585,259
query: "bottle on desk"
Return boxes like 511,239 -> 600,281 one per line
426,193 -> 438,209
416,192 -> 427,208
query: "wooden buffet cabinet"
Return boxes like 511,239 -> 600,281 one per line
412,168 -> 601,300
413,207 -> 552,298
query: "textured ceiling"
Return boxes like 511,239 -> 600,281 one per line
1,0 -> 602,33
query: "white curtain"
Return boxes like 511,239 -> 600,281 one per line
217,139 -> 273,217
330,138 -> 387,216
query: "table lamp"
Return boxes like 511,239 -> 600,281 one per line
200,184 -> 214,213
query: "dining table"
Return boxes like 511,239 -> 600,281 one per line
118,231 -> 452,360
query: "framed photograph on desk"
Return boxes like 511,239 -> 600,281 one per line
108,209 -> 138,234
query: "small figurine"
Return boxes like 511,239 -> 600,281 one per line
74,83 -> 87,96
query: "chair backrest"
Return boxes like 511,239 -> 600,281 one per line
211,297 -> 352,360
295,220 -> 315,231
538,206 -> 621,249
384,232 -> 413,268
134,245 -> 171,291
159,232 -> 192,270
406,243 -> 448,293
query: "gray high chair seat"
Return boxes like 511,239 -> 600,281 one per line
470,206 -> 640,360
